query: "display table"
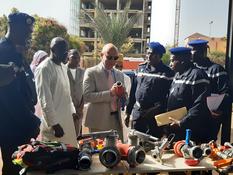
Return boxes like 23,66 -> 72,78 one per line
27,155 -> 128,175
27,152 -> 217,175
126,152 -> 215,174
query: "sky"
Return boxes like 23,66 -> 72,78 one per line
0,0 -> 230,46
151,0 -> 229,46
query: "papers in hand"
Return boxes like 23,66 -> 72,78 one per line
154,107 -> 187,126
207,94 -> 225,111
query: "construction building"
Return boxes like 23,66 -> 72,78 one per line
70,0 -> 152,58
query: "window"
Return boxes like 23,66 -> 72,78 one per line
147,14 -> 151,21
147,25 -> 150,33
148,2 -> 152,10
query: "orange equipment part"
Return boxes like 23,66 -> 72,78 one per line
116,142 -> 131,157
209,142 -> 228,160
213,158 -> 233,168
185,159 -> 200,166
173,140 -> 185,157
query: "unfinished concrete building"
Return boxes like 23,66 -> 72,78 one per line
70,0 -> 152,57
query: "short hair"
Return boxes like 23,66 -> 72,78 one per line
68,49 -> 80,58
101,43 -> 118,54
50,37 -> 68,51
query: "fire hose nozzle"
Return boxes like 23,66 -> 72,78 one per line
127,145 -> 146,167
99,146 -> 121,168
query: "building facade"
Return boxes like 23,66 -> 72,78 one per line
184,32 -> 227,53
70,0 -> 152,58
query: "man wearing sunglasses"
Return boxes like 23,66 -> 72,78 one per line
35,37 -> 77,147
125,42 -> 174,138
83,43 -> 126,141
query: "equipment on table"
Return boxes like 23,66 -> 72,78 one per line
128,129 -> 175,163
12,140 -> 79,174
78,140 -> 93,170
79,130 -> 146,168
115,81 -> 127,110
116,142 -> 145,167
78,130 -> 121,168
173,129 -> 203,166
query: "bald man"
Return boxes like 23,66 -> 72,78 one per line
35,37 -> 77,146
83,43 -> 126,141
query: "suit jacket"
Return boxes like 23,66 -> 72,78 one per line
83,62 -> 125,130
67,67 -> 85,118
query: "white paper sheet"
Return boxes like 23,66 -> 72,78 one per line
206,94 -> 225,111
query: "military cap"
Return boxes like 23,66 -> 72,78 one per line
169,47 -> 191,55
188,39 -> 208,48
148,42 -> 166,55
8,12 -> 35,26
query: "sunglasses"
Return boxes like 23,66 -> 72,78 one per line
106,55 -> 119,61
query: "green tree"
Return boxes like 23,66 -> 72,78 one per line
30,16 -> 85,62
208,51 -> 226,67
162,52 -> 171,66
30,16 -> 68,56
10,7 -> 19,13
0,15 -> 7,37
0,10 -> 85,62
0,8 -> 20,37
82,0 -> 139,53
68,35 -> 86,54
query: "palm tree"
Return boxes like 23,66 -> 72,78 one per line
81,0 -> 140,53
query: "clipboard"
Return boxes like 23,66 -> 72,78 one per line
155,107 -> 187,126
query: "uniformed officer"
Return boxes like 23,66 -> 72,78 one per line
188,39 -> 232,144
167,47 -> 216,143
125,42 -> 174,138
0,62 -> 19,87
0,12 -> 40,175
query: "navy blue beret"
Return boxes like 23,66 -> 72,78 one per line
148,42 -> 166,55
169,47 -> 191,55
8,12 -> 35,26
188,39 -> 208,48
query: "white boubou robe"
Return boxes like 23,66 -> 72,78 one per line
35,58 -> 77,147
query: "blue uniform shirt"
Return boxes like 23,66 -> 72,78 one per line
126,61 -> 174,120
194,58 -> 231,97
0,37 -> 40,145
167,63 -> 215,143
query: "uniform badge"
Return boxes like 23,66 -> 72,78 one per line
26,18 -> 33,25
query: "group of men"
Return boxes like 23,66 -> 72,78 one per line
0,11 -> 232,175
126,41 -> 231,144
0,12 -> 85,175
82,37 -> 232,146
